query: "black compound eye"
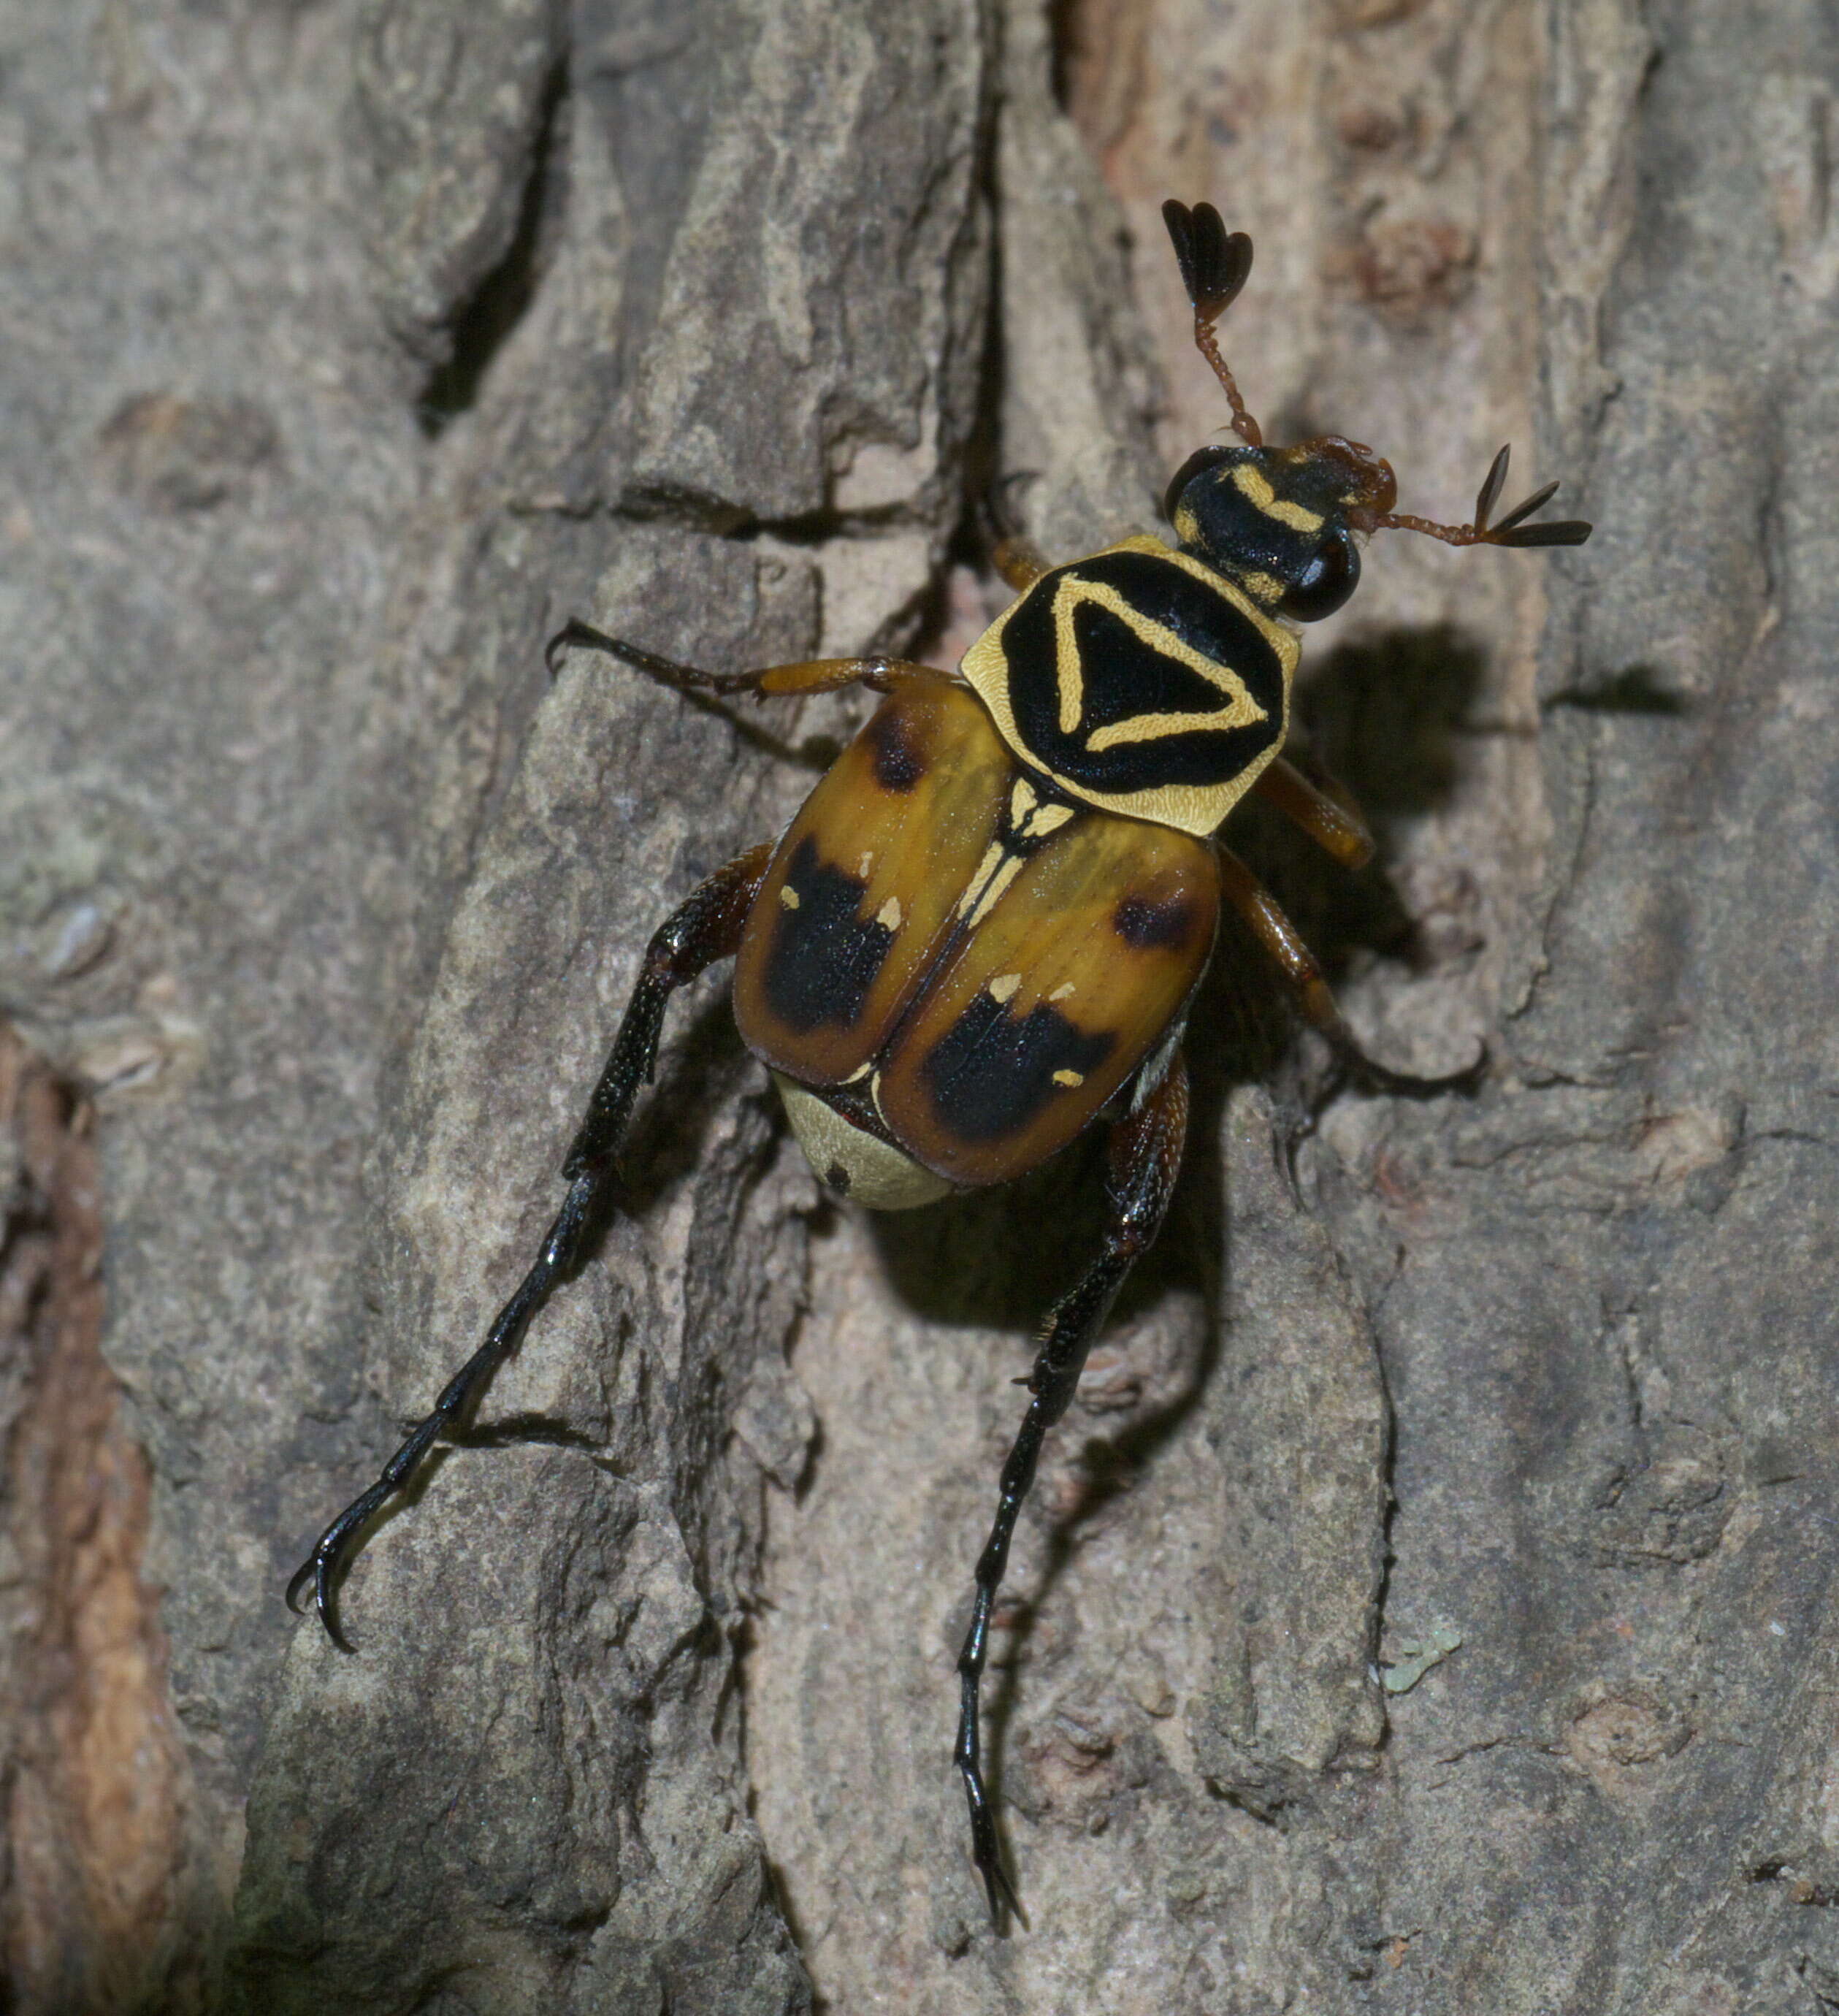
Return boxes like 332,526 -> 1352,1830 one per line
1280,532 -> 1360,621
1163,446 -> 1234,526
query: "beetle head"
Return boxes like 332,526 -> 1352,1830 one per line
1160,200 -> 1591,597
1165,436 -> 1399,623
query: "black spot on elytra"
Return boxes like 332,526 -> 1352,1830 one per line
867,705 -> 927,791
761,836 -> 895,1034
1113,892 -> 1198,951
920,991 -> 1115,1146
825,1161 -> 851,1194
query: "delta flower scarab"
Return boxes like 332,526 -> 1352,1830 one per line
288,199 -> 1591,1918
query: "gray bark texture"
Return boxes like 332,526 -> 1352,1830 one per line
0,0 -> 1832,2009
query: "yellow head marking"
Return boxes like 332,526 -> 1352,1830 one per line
1231,462 -> 1277,510
779,885 -> 800,910
1231,460 -> 1323,533
1266,498 -> 1325,532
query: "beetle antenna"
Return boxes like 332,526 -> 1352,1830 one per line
1161,200 -> 1263,448
1369,443 -> 1593,549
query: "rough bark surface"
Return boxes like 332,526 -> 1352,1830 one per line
0,0 -> 1831,2010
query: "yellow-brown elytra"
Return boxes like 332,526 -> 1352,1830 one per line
288,199 -> 1592,1921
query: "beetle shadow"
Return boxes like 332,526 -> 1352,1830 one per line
1544,661 -> 1689,717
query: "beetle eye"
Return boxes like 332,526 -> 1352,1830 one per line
1280,532 -> 1360,621
1163,445 -> 1234,525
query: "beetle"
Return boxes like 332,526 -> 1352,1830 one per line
288,199 -> 1591,1919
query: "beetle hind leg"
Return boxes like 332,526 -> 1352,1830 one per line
286,841 -> 775,1643
955,1053 -> 1190,1922
1215,847 -> 1483,1096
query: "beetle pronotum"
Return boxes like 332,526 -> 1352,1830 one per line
289,199 -> 1591,1919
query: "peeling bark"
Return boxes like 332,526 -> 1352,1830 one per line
0,0 -> 1832,2010
0,1032 -> 188,2014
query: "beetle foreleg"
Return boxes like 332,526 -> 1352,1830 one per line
990,535 -> 1050,594
954,1052 -> 1189,1923
1253,755 -> 1375,871
1215,847 -> 1483,1097
286,841 -> 774,1645
545,619 -> 941,701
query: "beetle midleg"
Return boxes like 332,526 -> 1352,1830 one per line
286,840 -> 776,1643
546,617 -> 945,701
1253,754 -> 1375,869
954,1050 -> 1190,1920
1215,847 -> 1483,1097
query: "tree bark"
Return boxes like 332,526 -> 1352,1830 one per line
0,0 -> 1832,2009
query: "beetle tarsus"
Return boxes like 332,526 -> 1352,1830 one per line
955,1625 -> 1020,1922
957,1679 -> 1022,1925
545,617 -> 732,692
285,1180 -> 596,1643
